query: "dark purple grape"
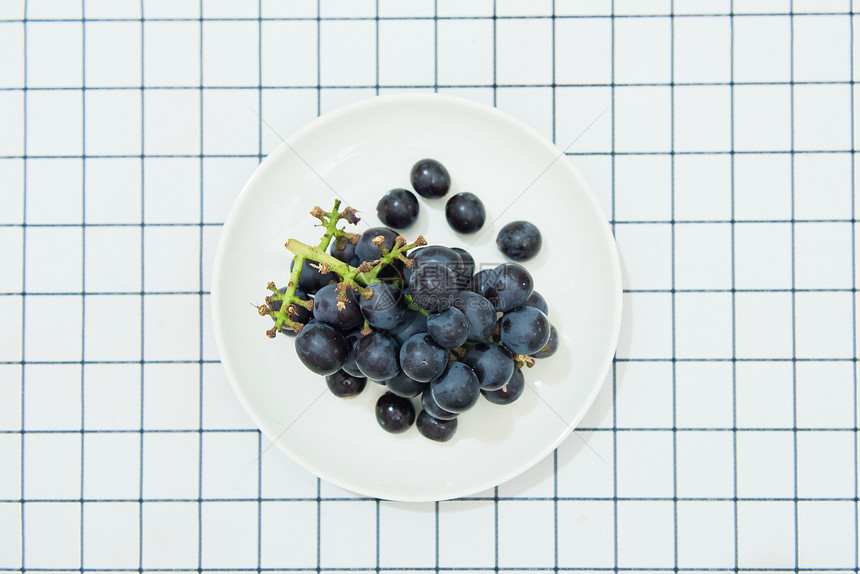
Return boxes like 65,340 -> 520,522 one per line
294,322 -> 348,376
410,158 -> 450,199
497,220 -> 542,262
375,392 -> 415,434
399,333 -> 448,383
430,362 -> 480,414
533,324 -> 558,359
359,282 -> 406,330
385,310 -> 428,344
341,331 -> 363,377
481,367 -> 524,405
404,245 -> 463,282
421,388 -> 458,421
355,226 -> 399,263
325,370 -> 367,398
463,342 -> 515,391
470,267 -> 501,298
377,188 -> 419,229
416,410 -> 458,442
485,263 -> 534,312
450,291 -> 496,342
427,307 -> 469,349
313,283 -> 363,331
329,236 -> 357,263
450,247 -> 475,290
445,192 -> 485,234
355,332 -> 401,381
384,370 -> 428,399
290,259 -> 339,294
409,262 -> 458,312
499,306 -> 551,356
524,291 -> 548,316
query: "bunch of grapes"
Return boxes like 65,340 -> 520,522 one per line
257,160 -> 556,442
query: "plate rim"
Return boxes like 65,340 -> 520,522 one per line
211,92 -> 623,501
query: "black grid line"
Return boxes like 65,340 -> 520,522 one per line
853,0 -> 860,567
5,2 -> 859,572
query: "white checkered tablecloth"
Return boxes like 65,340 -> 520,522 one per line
1,0 -> 857,570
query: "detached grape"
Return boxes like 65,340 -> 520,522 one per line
410,158 -> 451,199
377,188 -> 419,229
497,220 -> 542,262
445,192 -> 485,234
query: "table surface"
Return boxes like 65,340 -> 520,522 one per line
2,0 -> 858,570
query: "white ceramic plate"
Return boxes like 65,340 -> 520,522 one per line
211,93 -> 622,502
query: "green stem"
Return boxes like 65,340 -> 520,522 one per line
315,199 -> 342,252
403,293 -> 430,316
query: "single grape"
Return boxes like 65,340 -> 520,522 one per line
481,367 -> 524,405
469,267 -> 500,298
340,331 -> 364,377
294,322 -> 348,376
499,306 -> 551,356
377,188 -> 419,229
426,307 -> 469,349
450,291 -> 496,342
325,370 -> 367,398
290,259 -> 339,294
355,331 -> 401,381
445,192 -> 485,234
313,283 -> 363,331
533,324 -> 558,359
399,333 -> 448,382
384,370 -> 428,399
497,220 -> 542,262
420,388 -> 458,421
463,342 -> 515,391
410,158 -> 450,199
385,310 -> 428,345
416,410 -> 458,442
329,236 -> 357,263
430,362 -> 480,414
355,226 -> 399,263
375,392 -> 415,434
524,290 -> 548,316
404,245 -> 463,282
450,247 -> 475,290
409,261 -> 458,312
359,282 -> 406,330
484,263 -> 534,312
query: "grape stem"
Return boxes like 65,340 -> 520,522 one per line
259,199 -> 427,337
